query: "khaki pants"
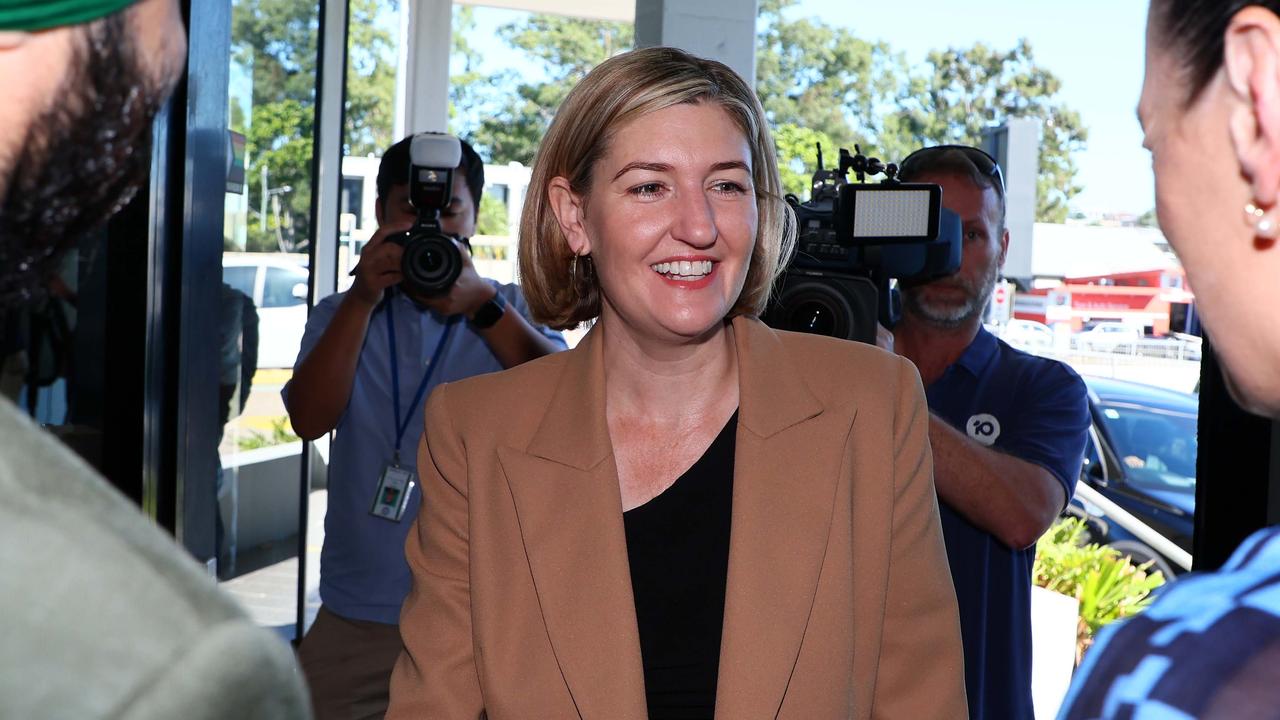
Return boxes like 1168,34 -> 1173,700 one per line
298,606 -> 404,720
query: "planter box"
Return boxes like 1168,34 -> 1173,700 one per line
218,440 -> 329,554
1032,585 -> 1080,720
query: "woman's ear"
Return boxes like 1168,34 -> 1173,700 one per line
1226,7 -> 1280,206
548,177 -> 591,257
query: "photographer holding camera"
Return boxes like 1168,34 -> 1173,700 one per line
283,134 -> 565,720
883,146 -> 1090,720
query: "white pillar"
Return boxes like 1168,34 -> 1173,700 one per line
312,0 -> 350,302
984,118 -> 1041,285
634,0 -> 758,87
396,0 -> 453,137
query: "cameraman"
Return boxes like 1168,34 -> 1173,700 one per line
283,135 -> 566,719
883,146 -> 1090,720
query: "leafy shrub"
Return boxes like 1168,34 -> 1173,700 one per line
236,416 -> 301,452
1034,517 -> 1166,662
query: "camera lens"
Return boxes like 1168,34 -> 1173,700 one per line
763,274 -> 879,344
399,230 -> 462,297
789,300 -> 838,336
421,247 -> 444,273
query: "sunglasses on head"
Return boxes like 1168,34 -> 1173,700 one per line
899,145 -> 1005,194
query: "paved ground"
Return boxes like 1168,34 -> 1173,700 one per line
221,489 -> 325,642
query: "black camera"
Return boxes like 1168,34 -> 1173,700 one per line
763,145 -> 962,344
390,133 -> 465,298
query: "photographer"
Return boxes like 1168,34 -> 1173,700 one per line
884,146 -> 1090,720
282,135 -> 565,720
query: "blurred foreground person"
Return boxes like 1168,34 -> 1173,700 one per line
1059,2 -> 1280,718
0,2 -> 310,718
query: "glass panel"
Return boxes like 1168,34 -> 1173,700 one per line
338,0 -> 402,289
263,266 -> 309,308
223,264 -> 259,300
218,0 -> 322,641
9,232 -> 109,474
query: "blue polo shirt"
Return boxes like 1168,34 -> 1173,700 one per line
926,327 -> 1090,720
283,282 -> 566,625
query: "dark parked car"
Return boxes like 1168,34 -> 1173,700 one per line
1071,376 -> 1198,578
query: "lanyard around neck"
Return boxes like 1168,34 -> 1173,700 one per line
386,297 -> 457,464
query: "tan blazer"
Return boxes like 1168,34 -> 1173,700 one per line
388,315 -> 967,719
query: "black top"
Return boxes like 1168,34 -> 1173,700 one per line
623,411 -> 737,720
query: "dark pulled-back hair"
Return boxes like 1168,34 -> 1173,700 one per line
898,147 -> 1007,232
1152,1 -> 1280,103
376,134 -> 485,217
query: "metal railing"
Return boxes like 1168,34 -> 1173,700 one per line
1074,483 -> 1194,572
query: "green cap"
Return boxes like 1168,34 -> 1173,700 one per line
0,0 -> 139,32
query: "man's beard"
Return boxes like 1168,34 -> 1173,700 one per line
0,14 -> 173,309
901,259 -> 1000,329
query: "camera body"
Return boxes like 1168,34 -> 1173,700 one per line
389,133 -> 465,298
763,145 -> 962,344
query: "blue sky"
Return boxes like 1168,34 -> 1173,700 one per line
460,1 -> 1154,217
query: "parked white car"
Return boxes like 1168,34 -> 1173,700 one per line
1077,322 -> 1144,353
222,254 -> 309,369
1002,319 -> 1055,350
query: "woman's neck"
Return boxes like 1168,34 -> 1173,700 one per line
599,315 -> 739,426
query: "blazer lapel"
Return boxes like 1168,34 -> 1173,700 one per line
715,317 -> 855,719
496,325 -> 648,720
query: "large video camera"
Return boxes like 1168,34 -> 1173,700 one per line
390,133 -> 466,298
762,145 -> 963,344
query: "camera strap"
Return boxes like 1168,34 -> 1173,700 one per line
386,298 -> 458,465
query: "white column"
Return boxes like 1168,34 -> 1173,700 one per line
312,0 -> 350,302
396,0 -> 453,137
984,118 -> 1041,285
634,0 -> 758,87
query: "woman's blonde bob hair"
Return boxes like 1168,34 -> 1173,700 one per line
518,46 -> 796,330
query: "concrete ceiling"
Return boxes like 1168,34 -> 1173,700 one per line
454,0 -> 635,22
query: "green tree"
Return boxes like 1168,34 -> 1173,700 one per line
772,123 -> 838,198
756,1 -> 1087,221
232,0 -> 398,252
459,15 -> 632,165
449,2 -> 1087,220
476,193 -> 509,236
889,39 -> 1089,223
756,0 -> 905,159
345,0 -> 399,157
232,0 -> 318,252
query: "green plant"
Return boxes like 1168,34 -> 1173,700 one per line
1034,517 -> 1166,662
476,193 -> 509,236
235,416 -> 301,452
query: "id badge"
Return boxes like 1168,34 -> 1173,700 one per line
370,464 -> 416,522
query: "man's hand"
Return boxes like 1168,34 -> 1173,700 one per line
411,239 -> 496,319
348,222 -> 413,309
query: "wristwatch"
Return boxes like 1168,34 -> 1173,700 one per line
469,290 -> 507,329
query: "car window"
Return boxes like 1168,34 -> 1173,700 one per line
263,266 -> 308,308
223,265 -> 257,300
1098,403 -> 1197,492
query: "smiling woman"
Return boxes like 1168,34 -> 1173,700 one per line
386,46 -> 967,720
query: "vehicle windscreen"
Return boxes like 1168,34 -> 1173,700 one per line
1098,402 -> 1197,493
